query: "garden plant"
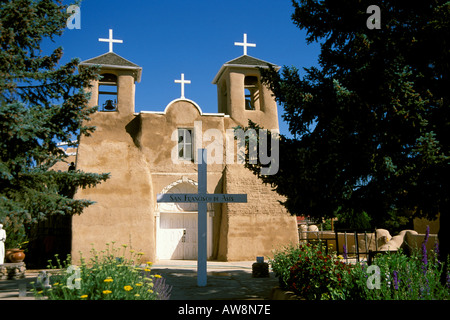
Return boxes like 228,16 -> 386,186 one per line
270,229 -> 450,300
32,242 -> 172,300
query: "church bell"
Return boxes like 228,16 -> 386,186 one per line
103,99 -> 116,111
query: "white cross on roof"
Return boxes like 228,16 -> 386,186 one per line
174,73 -> 191,99
234,33 -> 256,56
98,29 -> 123,53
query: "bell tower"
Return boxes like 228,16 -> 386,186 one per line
78,29 -> 142,115
212,34 -> 280,131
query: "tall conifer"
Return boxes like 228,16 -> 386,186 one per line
0,1 -> 109,238
243,1 -> 450,270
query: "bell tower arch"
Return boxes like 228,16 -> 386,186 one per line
79,52 -> 142,115
212,54 -> 280,131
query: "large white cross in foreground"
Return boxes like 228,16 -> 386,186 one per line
234,33 -> 256,56
99,29 -> 123,53
157,149 -> 247,287
174,73 -> 191,99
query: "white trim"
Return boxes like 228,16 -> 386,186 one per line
134,111 -> 165,115
211,55 -> 281,84
57,140 -> 78,146
80,63 -> 142,83
79,63 -> 142,72
203,112 -> 229,117
155,178 -> 214,260
134,100 -> 229,118
164,98 -> 203,114
80,52 -> 140,70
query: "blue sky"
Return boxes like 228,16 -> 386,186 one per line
48,0 -> 322,136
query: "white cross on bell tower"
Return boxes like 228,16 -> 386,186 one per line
174,73 -> 191,99
99,29 -> 123,53
234,33 -> 256,56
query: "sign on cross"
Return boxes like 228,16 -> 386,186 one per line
157,149 -> 247,286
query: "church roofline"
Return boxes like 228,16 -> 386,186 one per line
212,55 -> 280,84
164,98 -> 203,114
79,52 -> 142,82
134,98 -> 229,118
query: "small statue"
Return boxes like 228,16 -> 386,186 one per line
36,270 -> 52,290
0,224 -> 6,264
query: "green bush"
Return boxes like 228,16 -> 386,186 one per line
271,242 -> 354,300
353,249 -> 450,300
269,244 -> 303,289
270,237 -> 450,300
32,242 -> 171,300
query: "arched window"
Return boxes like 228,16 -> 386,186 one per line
177,128 -> 194,161
98,73 -> 118,111
244,76 -> 259,110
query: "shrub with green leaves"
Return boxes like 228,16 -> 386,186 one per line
269,244 -> 303,290
270,236 -> 450,300
353,249 -> 450,300
32,242 -> 171,300
285,242 -> 354,300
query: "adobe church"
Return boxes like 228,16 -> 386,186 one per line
69,31 -> 299,264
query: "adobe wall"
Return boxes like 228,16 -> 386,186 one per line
224,68 -> 279,131
218,164 -> 299,261
72,111 -> 156,264
72,93 -> 293,263
414,215 -> 440,234
138,100 -> 229,259
299,228 -> 439,257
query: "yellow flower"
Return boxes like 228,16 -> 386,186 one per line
137,252 -> 144,255
80,295 -> 88,299
154,274 -> 162,278
134,294 -> 140,297
130,249 -> 135,253
104,277 -> 113,283
144,268 -> 151,272
148,289 -> 153,293
103,290 -> 112,295
146,261 -> 153,265
136,283 -> 143,286
124,285 -> 133,291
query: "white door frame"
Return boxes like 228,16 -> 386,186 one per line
155,178 -> 213,260
155,210 -> 213,260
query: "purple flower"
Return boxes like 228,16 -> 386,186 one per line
424,225 -> 430,245
421,225 -> 430,274
343,245 -> 348,259
393,270 -> 399,290
421,242 -> 428,274
153,276 -> 172,300
434,242 -> 440,263
446,272 -> 450,289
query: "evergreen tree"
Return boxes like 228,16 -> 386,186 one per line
0,0 -> 109,240
242,1 -> 450,267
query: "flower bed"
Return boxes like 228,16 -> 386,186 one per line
31,242 -> 172,300
270,234 -> 450,300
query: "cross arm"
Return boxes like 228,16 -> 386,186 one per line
157,193 -> 247,203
